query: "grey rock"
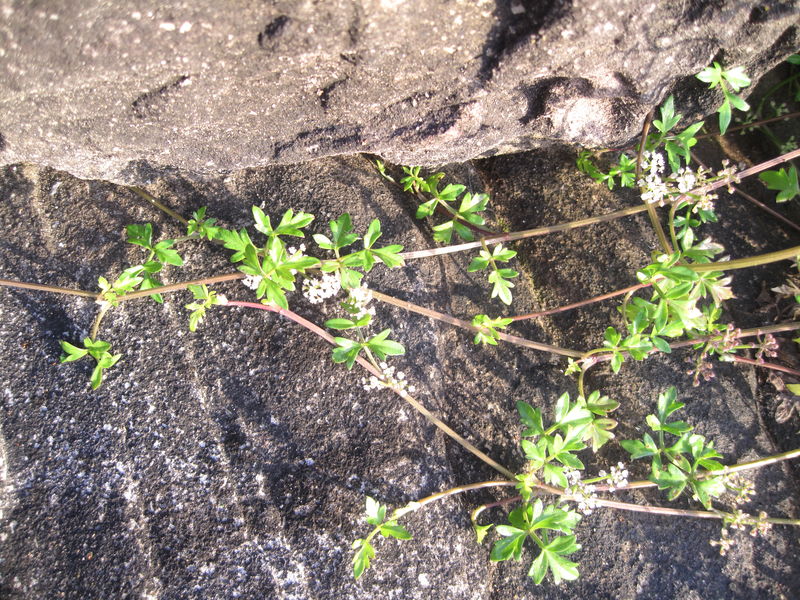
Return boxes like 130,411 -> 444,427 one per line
1,148 -> 799,598
0,0 -> 798,184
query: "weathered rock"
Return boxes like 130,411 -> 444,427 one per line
1,146 -> 799,598
0,0 -> 797,184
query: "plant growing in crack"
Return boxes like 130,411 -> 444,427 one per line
2,59 -> 800,588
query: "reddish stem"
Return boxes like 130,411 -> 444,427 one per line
511,283 -> 651,321
729,355 -> 800,378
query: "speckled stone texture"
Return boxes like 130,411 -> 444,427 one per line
1,149 -> 799,598
0,0 -> 798,183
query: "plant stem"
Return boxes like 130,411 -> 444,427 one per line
588,321 -> 800,366
413,480 -> 516,509
729,355 -> 800,378
223,300 -> 516,479
90,304 -> 110,340
636,110 -> 674,255
120,272 -> 245,301
690,152 -> 800,234
370,290 -> 584,358
399,205 -> 649,260
689,245 -> 800,273
510,283 -> 650,322
129,187 -> 189,225
535,478 -> 799,524
596,448 -> 800,492
0,278 -> 99,299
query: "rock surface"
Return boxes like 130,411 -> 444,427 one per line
1,147 -> 799,598
0,0 -> 798,184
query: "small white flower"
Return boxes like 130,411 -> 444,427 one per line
242,274 -> 263,290
302,273 -> 341,304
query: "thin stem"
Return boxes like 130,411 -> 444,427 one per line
129,187 -> 189,225
689,245 -> 800,273
634,108 -> 655,184
729,355 -> 800,378
690,152 -> 800,234
0,278 -> 99,299
370,290 -> 584,358
597,448 -> 800,492
119,272 -> 244,301
589,321 -> 800,366
413,480 -> 516,509
399,205 -> 649,260
223,300 -> 516,479
510,283 -> 650,322
90,304 -> 110,340
636,110 -> 673,255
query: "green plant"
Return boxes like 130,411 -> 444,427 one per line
2,60 -> 800,590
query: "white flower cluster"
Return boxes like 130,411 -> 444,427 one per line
302,273 -> 341,304
564,469 -> 598,515
345,285 -> 376,320
362,362 -> 416,394
242,274 -> 263,290
638,152 -> 734,214
598,462 -> 629,491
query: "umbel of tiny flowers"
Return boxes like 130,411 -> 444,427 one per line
563,468 -> 599,516
597,462 -> 629,492
302,272 -> 341,304
362,362 -> 417,393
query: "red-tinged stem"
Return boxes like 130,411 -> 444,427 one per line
222,300 -> 516,479
696,111 -> 800,139
371,290 -> 584,358
729,355 -> 800,378
690,152 -> 800,234
511,283 -> 651,321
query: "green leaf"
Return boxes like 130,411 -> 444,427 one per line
59,340 -> 89,362
760,166 -> 800,203
367,329 -> 405,359
152,240 -> 184,266
415,198 -> 438,219
529,540 -> 581,585
363,219 -> 382,249
365,496 -> 385,525
352,539 -> 375,579
718,99 -> 732,135
252,205 -> 272,236
372,245 -> 405,269
473,523 -> 493,544
126,223 -> 153,248
380,524 -> 411,540
517,401 -> 545,436
490,528 -> 526,562
325,318 -> 357,330
90,364 -> 104,390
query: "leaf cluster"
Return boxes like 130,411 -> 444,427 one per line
327,324 -> 405,369
352,496 -> 415,579
468,244 -> 519,305
315,214 -> 404,289
126,222 -> 185,303
605,246 -> 732,373
60,338 -> 121,389
620,387 -> 726,508
696,62 -> 751,135
184,284 -> 224,332
760,166 -> 799,203
400,166 -> 490,243
471,314 -> 513,345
